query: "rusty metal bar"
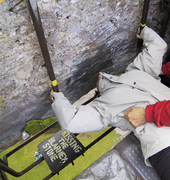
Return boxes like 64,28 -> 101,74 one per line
140,0 -> 150,27
137,0 -> 150,54
26,0 -> 59,92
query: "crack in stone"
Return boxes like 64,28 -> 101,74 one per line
9,0 -> 26,13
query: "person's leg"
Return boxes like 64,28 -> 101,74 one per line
160,75 -> 170,88
149,146 -> 170,180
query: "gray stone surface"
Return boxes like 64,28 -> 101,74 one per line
73,149 -> 138,180
73,132 -> 161,180
0,0 -> 170,151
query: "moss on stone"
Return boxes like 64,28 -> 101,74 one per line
25,117 -> 61,135
0,95 -> 6,108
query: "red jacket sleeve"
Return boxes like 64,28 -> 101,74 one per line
146,101 -> 170,127
162,62 -> 170,78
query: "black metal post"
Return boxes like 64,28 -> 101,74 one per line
160,0 -> 170,38
137,0 -> 150,54
26,0 -> 59,92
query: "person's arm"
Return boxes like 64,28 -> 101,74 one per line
146,100 -> 170,127
124,101 -> 170,127
126,26 -> 167,79
162,62 -> 170,78
51,92 -> 107,134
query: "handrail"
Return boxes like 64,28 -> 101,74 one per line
0,0 -> 116,175
0,157 -> 44,177
26,0 -> 59,92
0,125 -> 115,179
1,0 -> 162,179
0,88 -> 114,179
137,0 -> 150,54
3,121 -> 59,165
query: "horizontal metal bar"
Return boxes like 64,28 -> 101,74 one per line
0,157 -> 44,177
5,121 -> 59,159
0,169 -> 9,180
43,126 -> 115,180
43,172 -> 58,180
1,125 -> 115,179
85,126 -> 115,151
0,159 -> 7,166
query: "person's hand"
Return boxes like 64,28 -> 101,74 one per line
50,89 -> 55,99
50,89 -> 61,100
136,27 -> 141,39
96,74 -> 103,92
124,107 -> 147,128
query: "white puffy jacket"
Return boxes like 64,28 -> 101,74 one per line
52,26 -> 170,166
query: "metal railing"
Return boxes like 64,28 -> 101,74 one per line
1,0 -> 169,179
0,0 -> 116,178
0,118 -> 115,180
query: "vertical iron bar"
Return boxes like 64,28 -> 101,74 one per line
26,0 -> 59,92
160,0 -> 170,38
137,0 -> 150,54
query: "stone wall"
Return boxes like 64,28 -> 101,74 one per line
73,132 -> 161,180
0,0 -> 169,151
73,149 -> 138,180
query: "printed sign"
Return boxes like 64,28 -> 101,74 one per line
38,130 -> 85,173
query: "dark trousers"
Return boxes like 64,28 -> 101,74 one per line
160,75 -> 170,88
149,146 -> 170,180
